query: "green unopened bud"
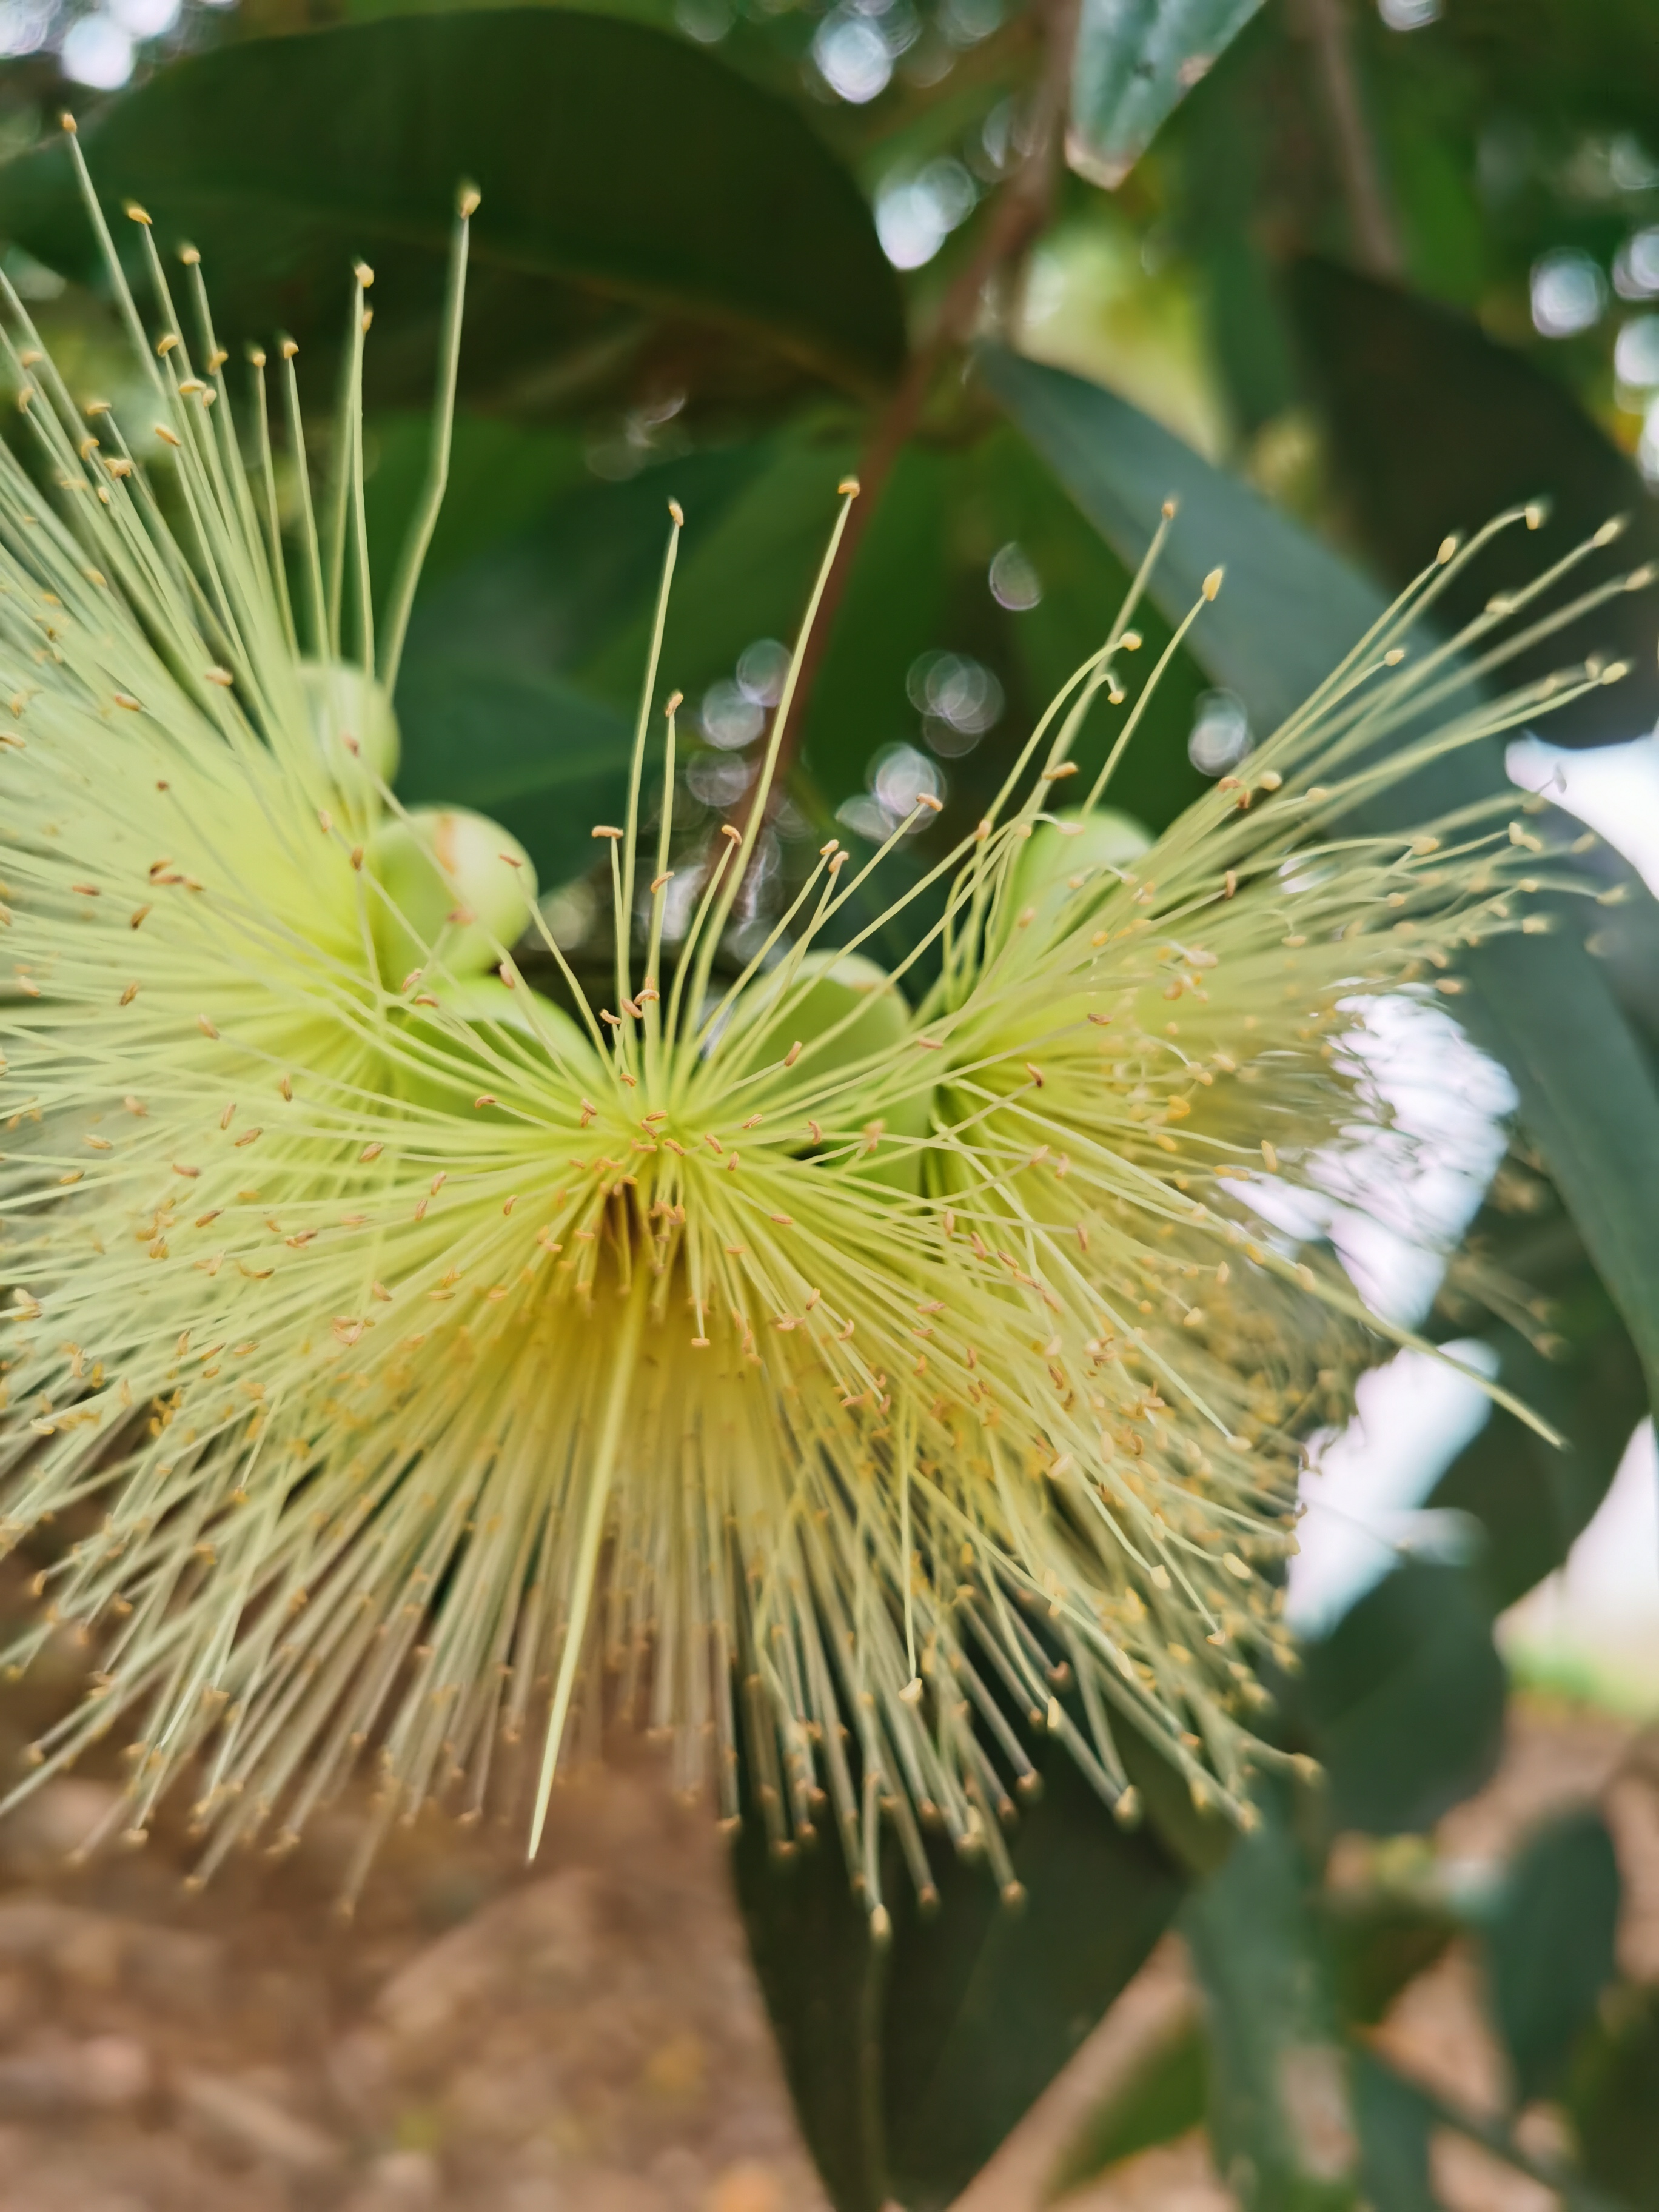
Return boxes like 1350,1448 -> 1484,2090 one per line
1010,808 -> 1152,929
300,661 -> 400,789
392,973 -> 597,1113
737,949 -> 930,1190
368,807 -> 537,984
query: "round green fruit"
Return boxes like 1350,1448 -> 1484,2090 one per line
1007,807 -> 1151,934
389,974 -> 597,1113
732,950 -> 931,1190
367,807 -> 537,985
300,660 -> 401,790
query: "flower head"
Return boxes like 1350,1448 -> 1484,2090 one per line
0,130 -> 1625,1908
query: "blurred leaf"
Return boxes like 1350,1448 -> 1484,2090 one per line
1483,1808 -> 1621,2107
1165,18 -> 1299,439
404,442 -> 773,708
800,443 -> 954,805
1324,1895 -> 1460,2029
1560,817 -> 1659,1053
1068,0 -> 1267,191
1566,1985 -> 1659,2212
1351,2054 -> 1440,2212
1428,1319 -> 1645,1613
979,345 -> 1379,729
1299,1563 -> 1506,1835
730,1820 -> 886,2212
882,1749 -> 1186,2207
1045,2014 -> 1208,2198
0,13 -> 904,412
395,657 -> 634,888
1287,258 -> 1659,749
585,427 -> 856,708
965,426 -> 1212,834
979,347 -> 1659,1408
365,412 -> 589,611
731,1731 -> 1186,2212
1182,1806 -> 1358,2211
1439,0 -> 1659,142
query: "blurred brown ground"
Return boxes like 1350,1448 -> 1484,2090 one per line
0,1684 -> 1651,2212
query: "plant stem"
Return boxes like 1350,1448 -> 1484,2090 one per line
765,0 -> 1081,803
1292,0 -> 1406,280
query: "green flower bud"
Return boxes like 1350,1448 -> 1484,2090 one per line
1009,806 -> 1152,931
368,807 -> 537,985
300,660 -> 401,789
392,973 -> 598,1113
736,949 -> 930,1189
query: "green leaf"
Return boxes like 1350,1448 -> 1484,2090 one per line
1351,2054 -> 1440,2212
1439,0 -> 1659,144
1429,1310 -> 1644,1614
1299,1563 -> 1506,1835
403,441 -> 774,709
1067,0 -> 1268,191
394,657 -> 635,889
730,1821 -> 886,2212
1566,1985 -> 1659,2212
979,346 -> 1378,729
881,1749 -> 1186,2207
1287,258 -> 1659,749
1182,1806 -> 1358,2212
364,412 -> 589,613
730,1734 -> 1187,2212
979,345 -> 1659,1403
1483,1809 -> 1621,2107
1045,2016 -> 1208,2197
0,12 -> 904,408
1324,1895 -> 1460,2029
582,426 -> 857,709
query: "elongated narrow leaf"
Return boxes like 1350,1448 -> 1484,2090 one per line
1485,1810 -> 1621,2106
1068,0 -> 1267,189
0,12 -> 904,407
731,1728 -> 1185,2212
1045,2017 -> 1208,2197
1288,258 -> 1659,748
1567,1985 -> 1659,2212
1352,2053 -> 1439,2212
395,658 -> 635,888
980,345 -> 1659,1399
1300,1563 -> 1506,1835
1182,1806 -> 1358,2211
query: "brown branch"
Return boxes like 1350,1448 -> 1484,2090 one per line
1291,0 -> 1406,281
766,0 -> 1081,800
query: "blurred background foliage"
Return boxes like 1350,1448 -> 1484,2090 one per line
4,0 -> 1659,2205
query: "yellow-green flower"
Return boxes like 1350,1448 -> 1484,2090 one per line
0,128 -> 1609,1911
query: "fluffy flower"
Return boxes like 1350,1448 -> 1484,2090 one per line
0,129 -> 1621,1908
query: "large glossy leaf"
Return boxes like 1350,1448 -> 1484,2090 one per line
1483,1809 -> 1621,2107
731,1729 -> 1186,2212
1351,2054 -> 1439,2212
980,346 -> 1659,1404
1299,1563 -> 1506,1836
402,440 -> 773,710
1567,1985 -> 1659,2212
1182,1808 -> 1358,2212
1439,0 -> 1659,141
1433,1203 -> 1654,1619
1045,2016 -> 1208,2199
0,12 -> 904,410
1288,258 -> 1659,749
1067,0 -> 1267,190
395,657 -> 634,888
